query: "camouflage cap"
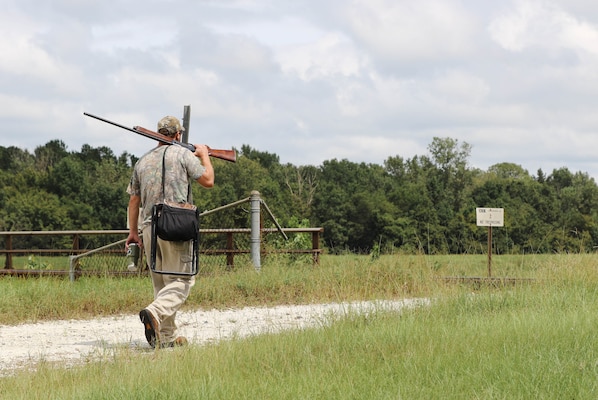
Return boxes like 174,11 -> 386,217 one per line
157,116 -> 185,136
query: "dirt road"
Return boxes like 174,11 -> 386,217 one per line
0,299 -> 426,376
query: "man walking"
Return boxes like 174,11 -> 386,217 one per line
125,115 -> 214,348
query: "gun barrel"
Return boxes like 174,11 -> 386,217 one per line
83,112 -> 137,134
84,112 -> 236,162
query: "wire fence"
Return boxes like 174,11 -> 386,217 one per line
0,194 -> 323,279
70,227 -> 320,279
0,227 -> 322,279
68,230 -> 255,279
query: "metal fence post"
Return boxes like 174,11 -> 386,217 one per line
182,105 -> 190,144
69,256 -> 76,282
250,190 -> 261,271
5,234 -> 12,269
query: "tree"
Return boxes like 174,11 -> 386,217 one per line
34,140 -> 68,171
487,163 -> 530,180
3,137 -> 598,256
282,164 -> 319,220
0,189 -> 71,232
78,144 -> 116,166
0,146 -> 34,171
428,137 -> 471,173
312,159 -> 395,252
46,157 -> 89,199
240,145 -> 280,169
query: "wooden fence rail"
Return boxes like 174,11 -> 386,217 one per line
0,228 -> 323,270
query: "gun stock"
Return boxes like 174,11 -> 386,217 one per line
206,147 -> 237,163
83,112 -> 236,162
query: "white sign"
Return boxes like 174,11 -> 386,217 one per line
476,208 -> 504,227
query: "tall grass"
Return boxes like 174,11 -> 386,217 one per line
0,253 -> 588,324
2,253 -> 598,398
0,253 -> 442,324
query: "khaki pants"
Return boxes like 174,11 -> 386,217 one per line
142,228 -> 196,342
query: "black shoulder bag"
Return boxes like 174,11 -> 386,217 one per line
151,146 -> 199,242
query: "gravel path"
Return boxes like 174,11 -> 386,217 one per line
0,299 -> 427,376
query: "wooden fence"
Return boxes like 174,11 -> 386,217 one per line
0,228 -> 324,272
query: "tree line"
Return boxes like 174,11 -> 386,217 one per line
1,137 -> 597,255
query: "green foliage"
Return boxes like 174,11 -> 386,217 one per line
24,255 -> 51,270
1,137 -> 598,255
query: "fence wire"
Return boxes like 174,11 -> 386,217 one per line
68,235 -> 252,279
2,198 -> 321,279
68,229 -> 301,279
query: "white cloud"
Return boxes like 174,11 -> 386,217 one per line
0,9 -> 84,93
91,19 -> 178,54
207,15 -> 325,47
3,0 -> 598,179
342,0 -> 479,62
489,0 -> 598,56
429,71 -> 490,105
276,33 -> 365,81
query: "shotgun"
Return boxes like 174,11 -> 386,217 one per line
83,112 -> 236,162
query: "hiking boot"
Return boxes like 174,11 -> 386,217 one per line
160,336 -> 188,349
139,309 -> 160,348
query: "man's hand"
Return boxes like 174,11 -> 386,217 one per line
194,144 -> 215,188
126,195 -> 143,250
193,144 -> 210,159
126,232 -> 142,250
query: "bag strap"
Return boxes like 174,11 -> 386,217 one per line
161,146 -> 168,201
161,146 -> 192,203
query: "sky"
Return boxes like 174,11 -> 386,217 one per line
2,0 -> 598,179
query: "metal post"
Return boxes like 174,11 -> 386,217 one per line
226,232 -> 234,268
69,256 -> 76,282
182,105 -> 191,144
312,230 -> 320,264
250,191 -> 261,271
5,234 -> 12,269
487,226 -> 492,277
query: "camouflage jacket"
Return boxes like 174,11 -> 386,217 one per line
127,145 -> 206,227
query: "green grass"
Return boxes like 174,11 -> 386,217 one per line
0,252 -> 567,324
1,253 -> 598,398
0,253 -> 441,324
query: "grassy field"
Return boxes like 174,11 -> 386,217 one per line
1,253 -> 598,398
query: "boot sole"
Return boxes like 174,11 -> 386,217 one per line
139,309 -> 159,348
